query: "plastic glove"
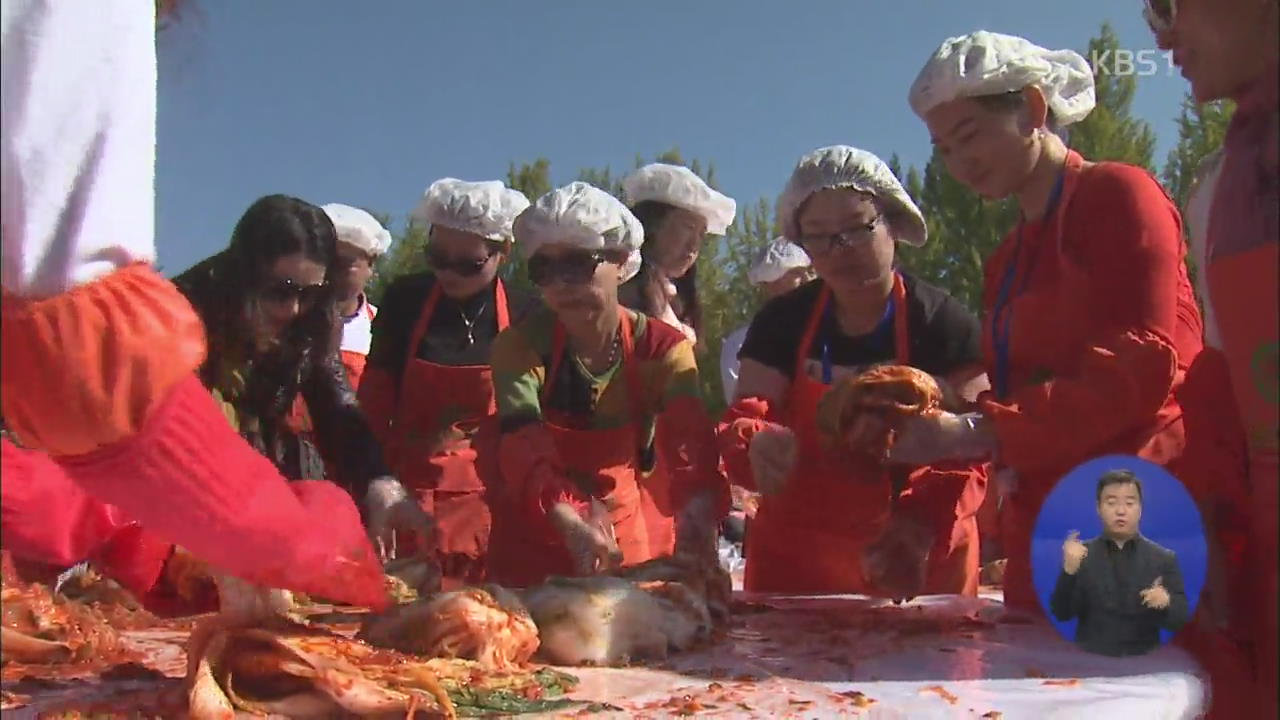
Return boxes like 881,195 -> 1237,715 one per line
674,489 -> 720,562
887,412 -> 996,466
364,477 -> 435,563
549,500 -> 621,576
748,423 -> 797,496
861,515 -> 934,603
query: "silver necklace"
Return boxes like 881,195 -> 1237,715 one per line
457,301 -> 487,348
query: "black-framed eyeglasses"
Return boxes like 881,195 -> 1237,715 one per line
527,250 -> 608,287
428,247 -> 496,277
797,216 -> 883,255
1143,0 -> 1175,33
258,278 -> 328,309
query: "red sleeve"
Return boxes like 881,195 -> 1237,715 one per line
1073,163 -> 1201,358
657,395 -> 731,520
1,438 -> 129,567
982,330 -> 1178,476
716,397 -> 781,492
498,423 -> 591,538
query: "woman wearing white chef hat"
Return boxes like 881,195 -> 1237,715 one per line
896,30 -> 1225,619
619,163 -> 737,346
720,238 -> 815,405
718,145 -> 990,598
357,179 -> 532,587
321,204 -> 392,390
485,182 -> 728,586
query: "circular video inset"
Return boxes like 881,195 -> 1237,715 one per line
1032,454 -> 1206,657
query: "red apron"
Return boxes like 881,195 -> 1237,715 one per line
388,281 -> 509,587
983,152 -> 1189,611
745,274 -> 983,595
1206,229 -> 1278,720
487,308 -> 661,587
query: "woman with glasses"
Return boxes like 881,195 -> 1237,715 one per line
358,178 -> 531,588
486,182 -> 727,586
1146,1 -> 1278,715
897,31 -> 1214,614
172,194 -> 433,567
618,163 -> 737,346
719,146 -> 989,598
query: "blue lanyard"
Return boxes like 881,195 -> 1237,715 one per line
992,170 -> 1068,400
820,282 -> 896,384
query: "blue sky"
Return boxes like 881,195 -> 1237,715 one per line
156,1 -> 1189,273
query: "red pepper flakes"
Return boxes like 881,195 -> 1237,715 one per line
1042,678 -> 1082,687
707,682 -> 724,691
839,691 -> 876,708
920,685 -> 960,704
982,712 -> 1004,719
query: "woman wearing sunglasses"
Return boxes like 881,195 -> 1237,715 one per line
618,163 -> 737,346
718,146 -> 989,599
173,194 -> 433,567
1146,1 -> 1278,715
486,182 -> 727,585
358,178 -> 531,588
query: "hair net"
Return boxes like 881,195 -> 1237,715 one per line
320,204 -> 392,257
513,182 -> 645,283
621,163 -> 737,236
909,30 -> 1096,126
776,145 -> 928,247
411,178 -> 530,244
748,237 -> 811,285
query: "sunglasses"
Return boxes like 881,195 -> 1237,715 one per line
259,278 -> 328,308
428,248 -> 495,277
527,250 -> 609,287
1143,0 -> 1176,33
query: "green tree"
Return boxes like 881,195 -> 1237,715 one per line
1162,96 -> 1235,213
1069,23 -> 1158,169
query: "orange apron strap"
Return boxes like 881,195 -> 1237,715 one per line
494,279 -> 510,331
394,282 -> 443,422
891,272 -> 910,365
795,283 -> 832,378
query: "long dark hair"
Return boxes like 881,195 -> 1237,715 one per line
629,200 -> 702,339
178,194 -> 340,421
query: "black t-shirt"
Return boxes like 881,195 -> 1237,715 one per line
368,272 -> 538,378
738,273 -> 981,384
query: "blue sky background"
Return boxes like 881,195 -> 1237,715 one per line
155,1 -> 1190,274
1031,455 -> 1207,648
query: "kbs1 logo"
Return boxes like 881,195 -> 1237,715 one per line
1090,48 -> 1176,77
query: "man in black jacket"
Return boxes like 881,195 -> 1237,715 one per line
1050,470 -> 1190,657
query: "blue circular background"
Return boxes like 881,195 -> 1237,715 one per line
1032,454 -> 1206,647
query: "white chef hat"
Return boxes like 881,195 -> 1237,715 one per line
513,182 -> 645,283
621,163 -> 737,236
411,178 -> 530,245
909,30 -> 1096,127
776,145 -> 928,247
748,237 -> 812,285
320,204 -> 392,257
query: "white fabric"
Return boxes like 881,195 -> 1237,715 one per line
720,324 -> 749,405
513,182 -> 645,283
339,297 -> 376,356
1185,149 -> 1225,350
777,145 -> 928,247
1,0 -> 158,299
321,204 -> 392,257
747,237 -> 811,285
412,178 -> 530,244
621,163 -> 737,235
909,30 -> 1096,126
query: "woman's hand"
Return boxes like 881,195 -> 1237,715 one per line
550,501 -> 622,576
887,412 -> 996,466
748,423 -> 797,495
364,477 -> 436,562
